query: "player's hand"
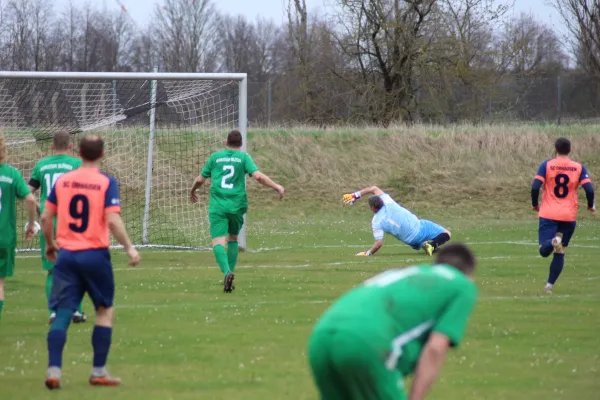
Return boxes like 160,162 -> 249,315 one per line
126,246 -> 141,266
355,251 -> 371,256
532,205 -> 540,212
24,222 -> 37,241
276,185 -> 285,199
190,191 -> 199,204
46,241 -> 59,263
343,192 -> 360,205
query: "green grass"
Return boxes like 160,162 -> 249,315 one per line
1,212 -> 600,399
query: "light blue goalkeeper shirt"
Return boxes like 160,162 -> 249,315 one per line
371,193 -> 420,244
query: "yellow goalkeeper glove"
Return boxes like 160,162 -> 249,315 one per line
343,191 -> 361,205
355,250 -> 372,256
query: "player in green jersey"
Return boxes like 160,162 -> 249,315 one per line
0,133 -> 38,322
308,243 -> 478,400
28,131 -> 86,324
190,130 -> 285,293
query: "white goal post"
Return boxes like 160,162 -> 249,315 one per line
0,71 -> 249,251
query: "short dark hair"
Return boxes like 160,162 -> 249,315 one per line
227,130 -> 242,148
368,195 -> 384,212
53,131 -> 71,151
79,134 -> 104,161
434,243 -> 476,275
555,137 -> 571,155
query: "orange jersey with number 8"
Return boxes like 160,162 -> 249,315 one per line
535,157 -> 591,222
45,168 -> 121,251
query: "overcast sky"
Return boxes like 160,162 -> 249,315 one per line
95,0 -> 565,32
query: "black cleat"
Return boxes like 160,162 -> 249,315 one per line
72,311 -> 87,324
224,272 -> 235,293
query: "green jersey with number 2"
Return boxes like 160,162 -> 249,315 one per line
30,154 -> 82,212
314,264 -> 478,376
201,149 -> 259,213
0,163 -> 31,248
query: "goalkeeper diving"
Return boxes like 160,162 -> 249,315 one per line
344,186 -> 451,256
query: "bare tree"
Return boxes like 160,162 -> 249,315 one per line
328,0 -> 438,125
549,0 -> 600,79
154,0 -> 219,72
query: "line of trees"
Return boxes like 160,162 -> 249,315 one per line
0,0 -> 598,125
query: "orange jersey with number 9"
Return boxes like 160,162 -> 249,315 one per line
535,157 -> 591,222
45,168 -> 121,251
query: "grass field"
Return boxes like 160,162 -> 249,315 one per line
1,210 -> 599,400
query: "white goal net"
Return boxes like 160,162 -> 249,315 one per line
0,71 -> 248,251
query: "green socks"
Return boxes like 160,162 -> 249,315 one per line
227,241 -> 239,272
213,245 -> 230,275
0,300 -> 4,322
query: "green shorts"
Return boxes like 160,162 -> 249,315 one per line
208,210 -> 245,239
0,248 -> 16,278
308,328 -> 405,400
39,234 -> 54,271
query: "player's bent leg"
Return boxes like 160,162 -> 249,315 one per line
538,218 -> 558,258
213,236 -> 234,293
545,222 -> 575,293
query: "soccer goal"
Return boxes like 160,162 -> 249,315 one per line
0,71 -> 248,251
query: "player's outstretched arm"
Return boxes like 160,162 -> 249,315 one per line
189,175 -> 207,203
252,171 -> 284,198
343,186 -> 384,205
107,213 -> 140,266
356,239 -> 383,256
408,333 -> 451,400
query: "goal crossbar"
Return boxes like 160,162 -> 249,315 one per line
0,71 -> 247,81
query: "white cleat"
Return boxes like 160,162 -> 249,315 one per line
544,284 -> 553,294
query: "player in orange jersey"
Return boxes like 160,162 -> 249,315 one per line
532,137 -> 594,294
40,134 -> 140,390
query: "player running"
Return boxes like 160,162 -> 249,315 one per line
0,133 -> 38,322
308,243 -> 478,400
190,130 -> 284,293
343,186 -> 451,256
28,131 -> 86,324
532,137 -> 594,294
41,134 -> 140,390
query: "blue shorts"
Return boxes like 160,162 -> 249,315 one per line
538,218 -> 576,247
408,220 -> 446,250
49,249 -> 114,312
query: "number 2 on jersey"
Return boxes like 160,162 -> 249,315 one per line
69,194 -> 89,233
221,165 -> 235,189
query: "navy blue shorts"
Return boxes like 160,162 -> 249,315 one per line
538,218 -> 576,247
49,248 -> 114,312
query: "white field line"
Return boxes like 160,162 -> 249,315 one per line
15,240 -> 600,259
12,255 -> 544,275
5,294 -> 598,315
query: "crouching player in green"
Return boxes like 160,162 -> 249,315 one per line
28,131 -> 86,324
190,130 -> 284,293
308,243 -> 478,400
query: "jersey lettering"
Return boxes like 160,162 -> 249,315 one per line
44,172 -> 64,192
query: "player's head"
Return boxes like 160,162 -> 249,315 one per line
79,134 -> 104,162
555,137 -> 571,156
51,131 -> 73,152
226,130 -> 243,149
434,243 -> 476,277
368,195 -> 384,213
0,133 -> 5,164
